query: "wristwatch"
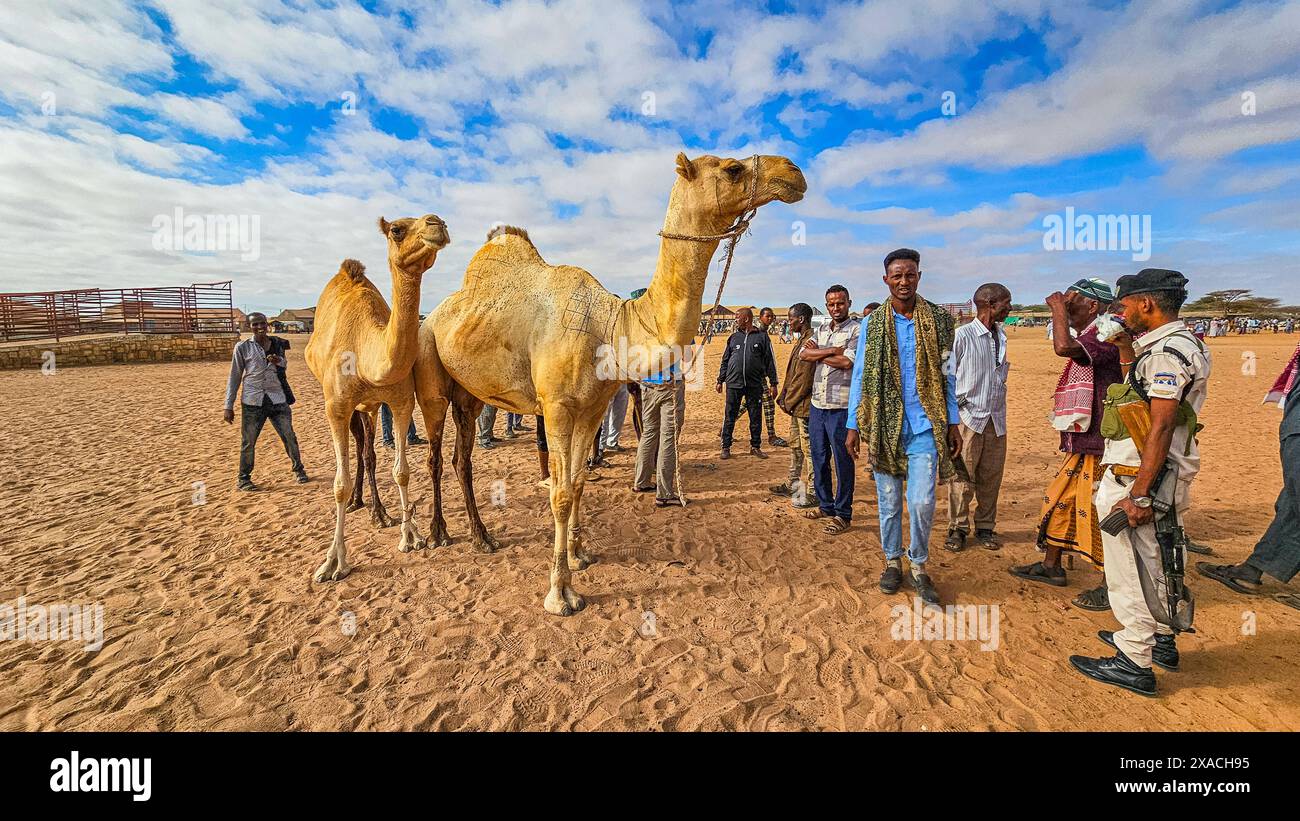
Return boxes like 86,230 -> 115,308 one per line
1128,494 -> 1154,509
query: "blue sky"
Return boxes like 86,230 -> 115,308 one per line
1,0 -> 1298,314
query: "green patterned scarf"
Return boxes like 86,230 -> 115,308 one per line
855,297 -> 956,479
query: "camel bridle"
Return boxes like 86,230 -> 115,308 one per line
657,154 -> 761,313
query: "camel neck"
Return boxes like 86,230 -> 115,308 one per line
380,263 -> 423,378
627,201 -> 734,352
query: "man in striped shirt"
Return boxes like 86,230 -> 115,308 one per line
944,284 -> 1012,551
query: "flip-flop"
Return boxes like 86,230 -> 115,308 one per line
823,516 -> 850,535
802,508 -> 827,520
1274,592 -> 1300,612
1195,562 -> 1261,595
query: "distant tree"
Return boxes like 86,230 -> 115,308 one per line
1186,289 -> 1254,317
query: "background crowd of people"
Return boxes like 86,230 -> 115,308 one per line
226,251 -> 1300,700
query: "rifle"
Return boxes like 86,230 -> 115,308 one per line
1100,463 -> 1196,633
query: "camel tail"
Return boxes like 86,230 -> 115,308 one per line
339,258 -> 366,283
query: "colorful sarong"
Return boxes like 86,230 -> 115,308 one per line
1036,452 -> 1104,567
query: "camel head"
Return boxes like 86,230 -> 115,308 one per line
378,213 -> 450,276
670,152 -> 806,231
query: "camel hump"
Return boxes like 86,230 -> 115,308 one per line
486,224 -> 532,244
339,259 -> 366,283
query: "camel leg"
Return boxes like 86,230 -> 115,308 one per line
419,394 -> 452,547
345,411 -> 366,513
314,404 -> 354,583
391,399 -> 427,553
450,392 -> 499,553
566,413 -> 602,572
364,411 -> 397,528
542,407 -> 585,616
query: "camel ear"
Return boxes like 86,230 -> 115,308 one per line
675,152 -> 695,181
378,217 -> 390,237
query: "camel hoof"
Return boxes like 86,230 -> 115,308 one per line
544,587 -> 586,616
372,513 -> 398,529
471,533 -> 500,554
345,501 -> 365,514
313,559 -> 352,583
564,587 -> 586,612
429,523 -> 453,548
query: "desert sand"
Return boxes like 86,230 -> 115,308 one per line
1,327 -> 1297,731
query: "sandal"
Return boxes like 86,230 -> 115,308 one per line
1009,561 -> 1067,587
1195,562 -> 1261,595
976,529 -> 1001,551
631,485 -> 655,493
769,482 -> 794,496
802,508 -> 827,520
655,496 -> 683,507
823,516 -> 850,535
1072,585 -> 1110,611
1183,538 -> 1214,556
944,530 -> 967,552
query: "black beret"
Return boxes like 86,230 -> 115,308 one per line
1114,268 -> 1188,300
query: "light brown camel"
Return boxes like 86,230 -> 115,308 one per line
414,153 -> 806,614
304,214 -> 449,582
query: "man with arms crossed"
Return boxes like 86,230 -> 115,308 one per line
801,286 -> 860,535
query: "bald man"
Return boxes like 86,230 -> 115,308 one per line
945,283 -> 1012,551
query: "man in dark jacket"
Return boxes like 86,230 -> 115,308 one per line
716,307 -> 778,459
771,302 -> 818,507
1197,340 -> 1300,611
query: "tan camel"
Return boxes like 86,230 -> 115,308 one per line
304,214 -> 449,582
414,153 -> 806,614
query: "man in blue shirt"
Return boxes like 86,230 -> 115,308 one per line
846,249 -> 961,604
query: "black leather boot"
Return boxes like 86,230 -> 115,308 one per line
1069,649 -> 1157,696
1097,630 -> 1180,671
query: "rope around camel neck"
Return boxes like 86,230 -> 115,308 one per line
655,156 -> 760,507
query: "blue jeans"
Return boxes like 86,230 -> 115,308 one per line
809,406 -> 854,521
874,429 -> 938,564
380,404 -> 418,445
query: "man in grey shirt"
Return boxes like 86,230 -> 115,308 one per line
223,312 -> 308,491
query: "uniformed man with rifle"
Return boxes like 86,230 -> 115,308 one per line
1069,269 -> 1211,696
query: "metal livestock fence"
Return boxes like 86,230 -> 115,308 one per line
0,281 -> 236,343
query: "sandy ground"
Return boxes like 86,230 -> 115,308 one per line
1,327 -> 1297,731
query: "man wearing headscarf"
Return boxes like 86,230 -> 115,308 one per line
1011,278 -> 1119,597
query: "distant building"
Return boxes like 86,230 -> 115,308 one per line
271,307 -> 315,332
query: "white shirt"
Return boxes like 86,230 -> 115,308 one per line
951,319 -> 1009,435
